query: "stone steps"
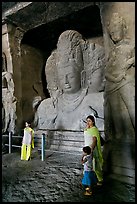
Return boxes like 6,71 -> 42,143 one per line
34,131 -> 84,152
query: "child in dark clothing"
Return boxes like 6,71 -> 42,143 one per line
81,146 -> 97,195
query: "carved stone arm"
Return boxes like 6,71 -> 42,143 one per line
105,72 -> 125,83
125,56 -> 135,69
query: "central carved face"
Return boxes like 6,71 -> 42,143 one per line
57,64 -> 81,94
56,30 -> 84,94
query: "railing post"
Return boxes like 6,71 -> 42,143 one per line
9,132 -> 12,154
41,133 -> 45,161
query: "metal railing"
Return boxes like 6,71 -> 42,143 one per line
2,132 -> 47,161
2,129 -> 105,161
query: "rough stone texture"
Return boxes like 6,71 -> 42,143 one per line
2,1 -> 135,188
2,2 -> 95,31
2,25 -> 45,133
2,151 -> 135,202
2,24 -> 13,73
99,2 -> 135,184
2,3 -> 103,132
5,24 -> 24,132
33,30 -> 105,151
2,72 -> 17,134
20,44 -> 45,124
2,24 -> 17,134
35,30 -> 105,130
100,5 -> 135,140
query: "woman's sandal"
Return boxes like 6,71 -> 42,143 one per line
84,190 -> 92,196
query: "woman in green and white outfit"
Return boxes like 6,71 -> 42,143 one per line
83,115 -> 103,185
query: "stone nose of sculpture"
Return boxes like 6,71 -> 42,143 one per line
64,74 -> 71,88
65,74 -> 69,84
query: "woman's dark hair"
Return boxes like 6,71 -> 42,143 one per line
86,115 -> 95,126
25,121 -> 31,126
83,146 -> 91,154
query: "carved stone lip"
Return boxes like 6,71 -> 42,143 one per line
64,84 -> 71,89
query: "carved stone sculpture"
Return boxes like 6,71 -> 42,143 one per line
34,30 -> 105,133
2,52 -> 7,72
104,13 -> 135,140
2,71 -> 17,134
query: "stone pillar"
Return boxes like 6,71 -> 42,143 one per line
7,24 -> 24,133
2,23 -> 19,134
99,2 -> 135,184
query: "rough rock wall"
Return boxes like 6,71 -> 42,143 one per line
6,24 -> 24,133
2,2 -> 95,31
2,2 -> 97,133
2,23 -> 46,133
20,44 -> 45,125
2,2 -> 135,185
2,24 -> 17,134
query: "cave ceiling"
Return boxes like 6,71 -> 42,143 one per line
2,2 -> 103,52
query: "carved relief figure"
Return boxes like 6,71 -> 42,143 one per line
105,13 -> 135,139
34,30 -> 105,132
2,52 -> 17,134
2,52 -> 7,72
45,49 -> 60,106
82,41 -> 105,93
2,71 -> 17,134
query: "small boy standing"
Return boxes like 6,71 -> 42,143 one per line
81,146 -> 97,195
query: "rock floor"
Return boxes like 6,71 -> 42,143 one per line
2,149 -> 135,202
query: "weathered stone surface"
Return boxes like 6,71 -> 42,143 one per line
33,30 -> 105,152
104,12 -> 135,140
99,2 -> 135,184
2,2 -> 95,31
2,2 -> 135,187
35,30 -> 105,130
2,72 -> 17,134
20,44 -> 45,123
2,151 -> 135,202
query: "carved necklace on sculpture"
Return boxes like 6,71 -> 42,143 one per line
58,88 -> 88,112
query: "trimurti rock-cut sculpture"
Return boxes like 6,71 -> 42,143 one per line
34,30 -> 105,150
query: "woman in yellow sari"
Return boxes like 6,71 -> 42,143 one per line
21,121 -> 34,161
83,115 -> 103,185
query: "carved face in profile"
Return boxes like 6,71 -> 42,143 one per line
57,62 -> 81,94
